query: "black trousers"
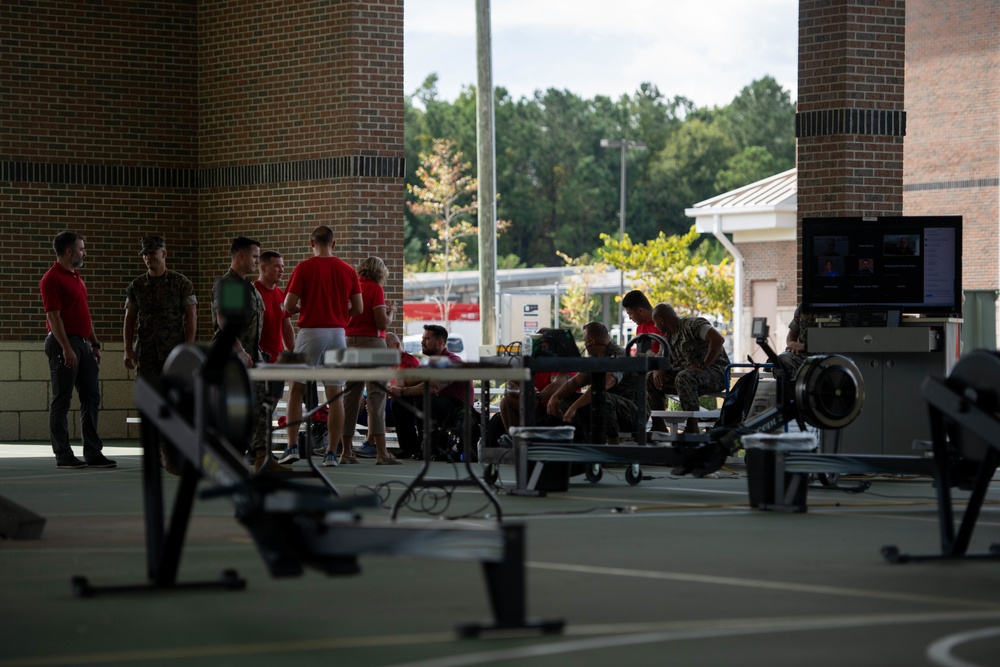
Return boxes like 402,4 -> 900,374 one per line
46,334 -> 104,460
390,393 -> 463,456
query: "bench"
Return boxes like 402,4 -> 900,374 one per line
649,409 -> 721,435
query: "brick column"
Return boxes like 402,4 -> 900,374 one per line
796,0 -> 907,292
197,0 -> 405,326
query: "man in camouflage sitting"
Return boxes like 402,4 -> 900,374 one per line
545,322 -> 646,443
649,303 -> 730,435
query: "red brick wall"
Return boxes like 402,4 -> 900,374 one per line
741,240 -> 799,309
796,0 -> 907,297
0,0 -> 405,343
0,1 -> 199,341
0,2 -> 199,165
904,0 -> 999,291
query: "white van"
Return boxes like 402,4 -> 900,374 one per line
401,334 -> 468,361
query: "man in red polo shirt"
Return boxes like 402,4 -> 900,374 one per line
39,231 -> 115,469
388,324 -> 472,459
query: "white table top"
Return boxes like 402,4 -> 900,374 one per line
248,363 -> 530,384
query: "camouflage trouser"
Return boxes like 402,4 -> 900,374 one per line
647,367 -> 726,414
560,392 -> 647,443
775,352 -> 807,380
251,380 -> 270,453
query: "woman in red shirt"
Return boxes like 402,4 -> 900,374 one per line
340,257 -> 400,465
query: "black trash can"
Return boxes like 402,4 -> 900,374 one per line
743,433 -> 818,512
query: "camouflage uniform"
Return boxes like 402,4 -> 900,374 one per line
776,304 -> 817,378
125,269 -> 196,378
211,270 -> 268,452
558,340 -> 648,442
650,316 -> 730,414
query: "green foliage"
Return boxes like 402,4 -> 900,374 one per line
715,76 -> 795,170
555,251 -> 605,340
404,75 -> 796,268
596,226 -> 733,320
646,119 -> 735,230
715,146 -> 780,192
497,253 -> 526,270
406,139 -> 479,313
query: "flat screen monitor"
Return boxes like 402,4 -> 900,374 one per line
801,216 -> 962,318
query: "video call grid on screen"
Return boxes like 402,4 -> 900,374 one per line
801,216 -> 961,315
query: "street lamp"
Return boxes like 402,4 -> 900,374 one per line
600,138 -> 647,342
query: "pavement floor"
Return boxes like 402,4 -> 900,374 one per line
3,441 -> 1000,666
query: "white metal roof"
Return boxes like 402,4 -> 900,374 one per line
685,168 -> 798,242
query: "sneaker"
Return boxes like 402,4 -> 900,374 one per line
56,456 -> 87,469
85,454 -> 117,469
340,452 -> 360,464
321,451 -> 338,467
311,444 -> 327,457
278,446 -> 300,465
355,441 -> 377,458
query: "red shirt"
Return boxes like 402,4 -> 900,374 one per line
435,349 -> 473,404
636,320 -> 661,355
345,277 -> 386,337
40,263 -> 93,337
285,255 -> 361,329
398,351 -> 420,370
253,280 -> 291,361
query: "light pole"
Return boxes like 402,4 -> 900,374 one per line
600,138 -> 647,342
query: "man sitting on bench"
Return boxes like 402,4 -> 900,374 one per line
545,322 -> 645,443
389,324 -> 473,459
649,303 -> 730,435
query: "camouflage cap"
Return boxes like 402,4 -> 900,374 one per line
139,235 -> 165,255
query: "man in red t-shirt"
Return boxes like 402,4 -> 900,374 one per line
622,290 -> 670,431
39,231 -> 115,469
254,250 -> 295,363
280,226 -> 362,467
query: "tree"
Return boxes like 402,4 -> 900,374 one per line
555,251 -> 609,340
597,226 -> 733,320
646,120 -> 736,236
407,139 -> 479,321
716,76 -> 796,171
404,73 -> 796,267
714,145 -> 780,192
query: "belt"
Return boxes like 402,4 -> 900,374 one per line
51,333 -> 88,341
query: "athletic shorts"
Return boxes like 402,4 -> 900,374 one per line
294,327 -> 347,386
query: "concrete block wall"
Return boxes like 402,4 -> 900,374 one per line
0,342 -> 140,441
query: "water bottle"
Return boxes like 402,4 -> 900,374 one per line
522,333 -> 534,357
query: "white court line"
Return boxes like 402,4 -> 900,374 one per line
927,625 -> 1000,667
382,611 -> 1000,667
527,561 -> 1000,610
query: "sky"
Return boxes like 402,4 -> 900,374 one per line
404,0 -> 799,109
